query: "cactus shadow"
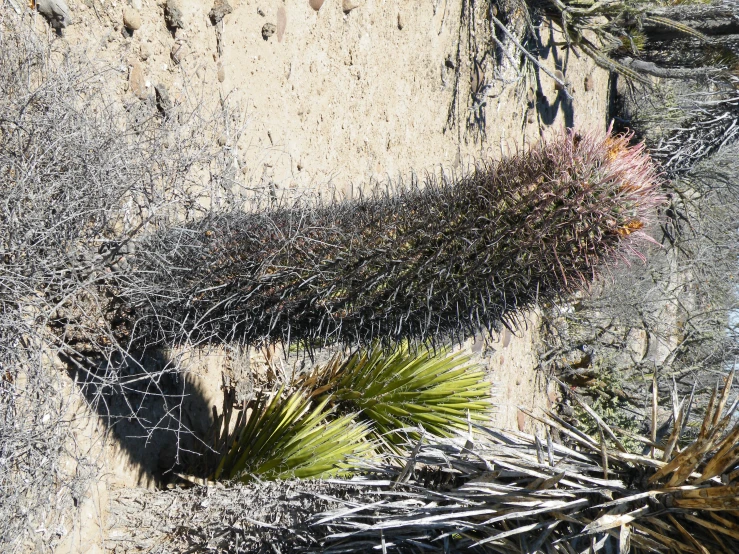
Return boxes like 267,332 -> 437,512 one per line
64,348 -> 218,487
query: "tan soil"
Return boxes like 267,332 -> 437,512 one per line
25,1 -> 611,551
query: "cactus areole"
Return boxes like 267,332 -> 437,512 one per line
129,128 -> 662,349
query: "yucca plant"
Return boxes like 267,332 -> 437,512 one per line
312,372 -> 739,553
301,343 -> 493,450
106,373 -> 739,552
121,128 -> 661,350
211,344 -> 492,481
212,387 -> 372,481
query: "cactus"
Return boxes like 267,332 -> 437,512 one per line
123,128 -> 662,349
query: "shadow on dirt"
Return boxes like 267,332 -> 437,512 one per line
532,21 -> 574,129
64,349 -> 219,487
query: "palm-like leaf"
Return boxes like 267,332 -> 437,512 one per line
303,344 -> 493,449
213,387 -> 372,481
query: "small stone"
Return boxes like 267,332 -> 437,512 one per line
36,0 -> 72,30
128,60 -> 147,99
561,349 -> 592,369
517,410 -> 526,432
154,83 -> 173,116
308,0 -> 324,11
139,43 -> 151,60
261,22 -> 276,40
501,328 -> 511,348
257,7 -> 265,16
123,7 -> 142,30
217,62 -> 226,82
113,257 -> 130,272
130,0 -> 143,9
584,75 -> 594,92
276,5 -> 286,42
217,134 -> 227,146
209,0 -> 232,25
553,69 -> 566,91
343,0 -> 362,12
170,41 -> 189,64
165,0 -> 185,29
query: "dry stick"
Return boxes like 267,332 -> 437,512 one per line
620,57 -> 723,80
599,427 -> 609,481
490,14 -> 573,100
651,373 -> 658,459
6,0 -> 21,15
552,376 -> 628,453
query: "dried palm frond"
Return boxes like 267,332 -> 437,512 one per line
311,371 -> 739,553
578,39 -> 653,86
642,15 -> 709,43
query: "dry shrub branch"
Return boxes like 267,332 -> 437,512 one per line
0,11 -> 244,550
540,141 -> 739,444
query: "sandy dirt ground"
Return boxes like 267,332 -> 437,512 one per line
19,1 -> 611,551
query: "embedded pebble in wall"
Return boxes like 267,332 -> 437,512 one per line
276,5 -> 286,42
123,7 -> 142,31
209,0 -> 232,25
154,83 -> 173,117
128,60 -> 148,99
165,0 -> 184,29
217,62 -> 226,82
309,0 -> 324,11
343,0 -> 362,13
262,23 -> 276,41
36,0 -> 72,31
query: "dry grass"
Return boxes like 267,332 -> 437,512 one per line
0,9 -> 247,550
